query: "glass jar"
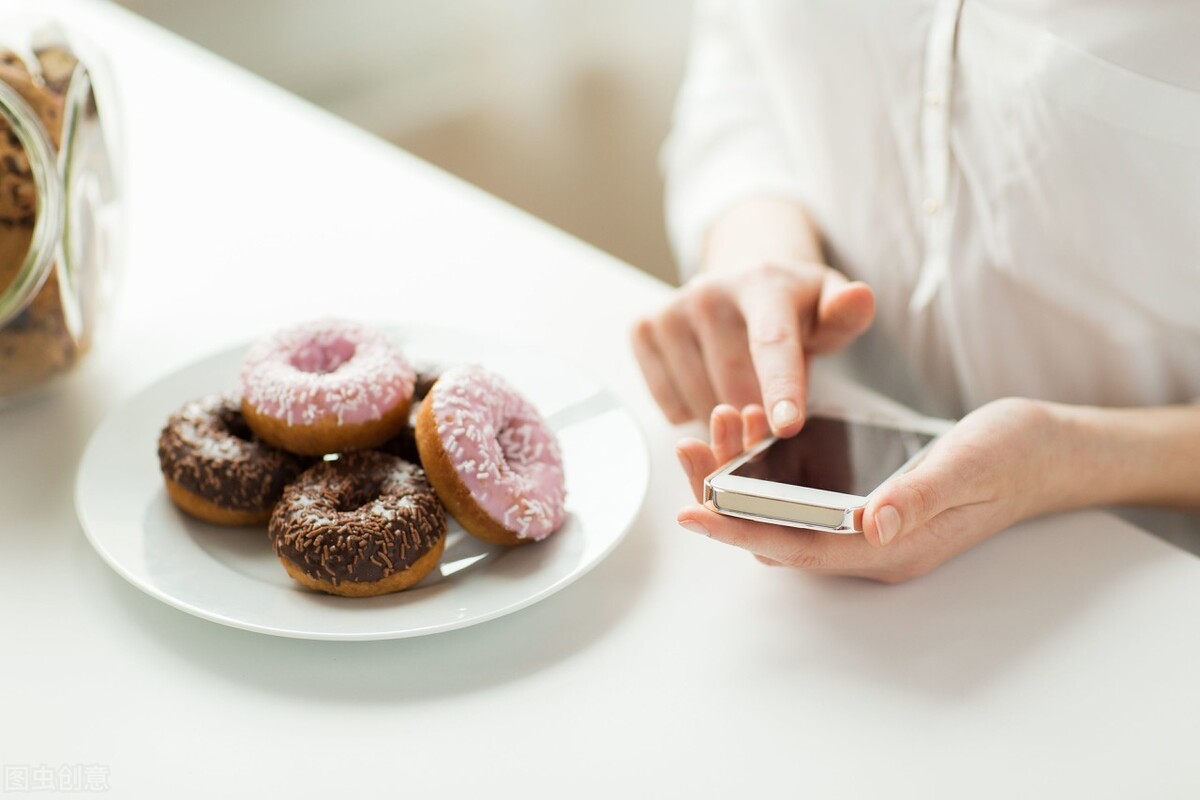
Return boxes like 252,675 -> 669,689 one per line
0,20 -> 120,402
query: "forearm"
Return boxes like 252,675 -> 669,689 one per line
1048,401 -> 1200,512
700,197 -> 825,280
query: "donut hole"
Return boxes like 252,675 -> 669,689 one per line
497,421 -> 542,467
289,337 -> 357,374
219,408 -> 255,442
333,481 -> 382,514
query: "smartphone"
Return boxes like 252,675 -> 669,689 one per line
703,412 -> 946,533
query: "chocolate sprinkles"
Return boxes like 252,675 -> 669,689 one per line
158,393 -> 307,513
269,451 -> 446,586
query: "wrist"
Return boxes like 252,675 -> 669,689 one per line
989,398 -> 1088,520
1041,400 -> 1200,512
700,196 -> 825,279
1036,400 -> 1116,514
981,397 -> 1119,520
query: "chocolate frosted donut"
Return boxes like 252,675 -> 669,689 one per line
375,364 -> 446,464
377,425 -> 421,464
269,451 -> 447,597
158,393 -> 308,525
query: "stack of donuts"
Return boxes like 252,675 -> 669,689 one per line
157,319 -> 568,597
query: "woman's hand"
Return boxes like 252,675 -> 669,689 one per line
675,398 -> 1067,583
631,260 -> 875,437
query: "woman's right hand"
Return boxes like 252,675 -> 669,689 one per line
631,260 -> 876,437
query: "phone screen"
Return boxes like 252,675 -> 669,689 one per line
729,416 -> 935,496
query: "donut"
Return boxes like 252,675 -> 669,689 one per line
377,424 -> 421,465
414,365 -> 567,546
157,393 -> 308,525
377,365 -> 444,464
240,320 -> 415,456
269,451 -> 447,597
412,366 -> 443,403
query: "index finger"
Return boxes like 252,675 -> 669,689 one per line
736,282 -> 806,436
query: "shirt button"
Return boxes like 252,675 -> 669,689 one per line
923,198 -> 941,215
925,91 -> 943,107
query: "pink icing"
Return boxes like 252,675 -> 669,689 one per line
430,366 -> 567,541
240,320 -> 415,426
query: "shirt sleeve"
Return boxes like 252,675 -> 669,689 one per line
661,0 -> 807,281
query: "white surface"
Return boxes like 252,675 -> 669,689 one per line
2,2 -> 1200,798
75,328 -> 647,640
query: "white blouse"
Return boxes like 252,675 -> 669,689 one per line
663,0 -> 1200,420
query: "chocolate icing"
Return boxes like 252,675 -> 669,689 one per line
158,392 -> 307,513
413,367 -> 442,403
269,451 -> 446,585
374,366 -> 444,464
377,424 -> 421,464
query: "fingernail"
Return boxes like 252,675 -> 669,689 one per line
875,505 -> 901,546
772,400 -> 799,430
679,519 -> 710,537
676,448 -> 693,476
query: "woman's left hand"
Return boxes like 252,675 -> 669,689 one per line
675,398 -> 1068,583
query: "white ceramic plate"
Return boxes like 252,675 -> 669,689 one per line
75,326 -> 648,640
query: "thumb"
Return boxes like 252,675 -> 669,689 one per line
808,277 -> 875,354
864,451 -> 964,548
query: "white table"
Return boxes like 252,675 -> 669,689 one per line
3,2 -> 1199,797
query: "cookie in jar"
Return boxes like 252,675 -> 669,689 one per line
0,20 -> 121,401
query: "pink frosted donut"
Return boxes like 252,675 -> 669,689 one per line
414,365 -> 567,546
240,320 -> 415,456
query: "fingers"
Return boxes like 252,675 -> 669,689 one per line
807,277 -> 876,354
690,285 -> 762,409
709,405 -> 745,465
677,405 -> 755,504
735,279 -> 807,438
632,309 -> 720,423
677,504 -> 824,566
654,310 -> 720,422
634,267 -> 875,429
632,284 -> 758,424
740,404 -> 770,450
676,503 -> 936,583
676,438 -> 717,502
631,319 -> 691,423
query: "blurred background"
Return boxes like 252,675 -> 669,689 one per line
114,0 -> 694,285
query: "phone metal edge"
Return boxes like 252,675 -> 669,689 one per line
707,484 -> 861,533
